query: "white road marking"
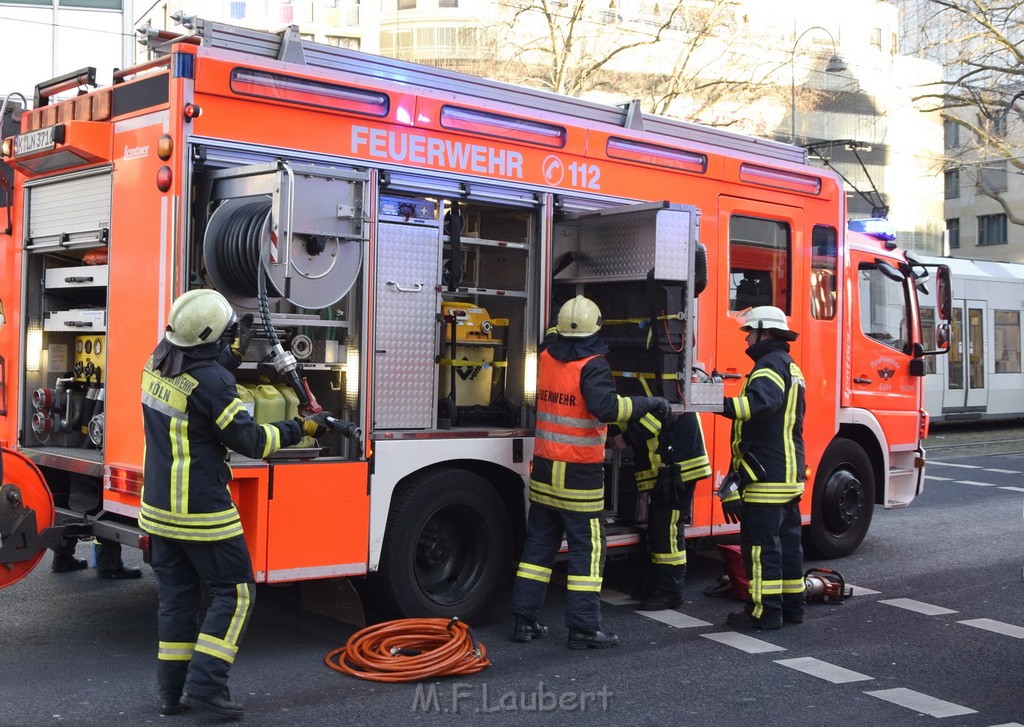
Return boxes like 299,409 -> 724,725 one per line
984,468 -> 1021,474
879,598 -> 957,616
599,590 -> 638,606
957,480 -> 997,487
865,688 -> 976,718
775,656 -> 873,683
959,618 -> 1024,639
927,461 -> 980,469
925,475 -> 953,481
640,610 -> 712,628
700,631 -> 786,653
999,486 -> 1024,493
846,584 -> 881,596
987,723 -> 1024,727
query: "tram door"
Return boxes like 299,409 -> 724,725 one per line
945,300 -> 987,412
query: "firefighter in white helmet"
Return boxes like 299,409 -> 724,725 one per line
140,289 -> 331,719
511,295 -> 671,649
715,305 -> 806,629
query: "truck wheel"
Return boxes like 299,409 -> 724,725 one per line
373,468 -> 512,623
805,438 -> 875,558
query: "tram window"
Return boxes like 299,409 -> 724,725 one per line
811,225 -> 837,320
729,215 -> 790,312
920,307 -> 937,374
994,310 -> 1021,373
858,263 -> 909,353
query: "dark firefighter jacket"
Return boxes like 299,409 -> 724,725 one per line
623,411 -> 712,492
531,333 -> 660,513
139,339 -> 303,541
720,337 -> 806,505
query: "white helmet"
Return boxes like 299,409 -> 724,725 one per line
738,305 -> 798,341
557,295 -> 602,338
165,289 -> 236,348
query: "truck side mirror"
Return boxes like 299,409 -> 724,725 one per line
935,265 -> 952,322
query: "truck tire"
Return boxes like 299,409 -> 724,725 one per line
371,468 -> 512,623
805,438 -> 875,558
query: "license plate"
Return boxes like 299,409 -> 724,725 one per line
13,125 -> 63,157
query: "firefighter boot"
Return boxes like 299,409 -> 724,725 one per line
51,554 -> 88,573
181,688 -> 243,720
97,565 -> 143,579
512,615 -> 549,642
638,589 -> 684,611
566,629 -> 618,650
726,610 -> 782,630
159,695 -> 189,716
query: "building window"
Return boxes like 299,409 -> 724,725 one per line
994,310 -> 1021,373
230,1 -> 245,19
944,169 -> 959,199
946,218 -> 960,249
398,0 -> 416,9
439,0 -> 459,6
729,215 -> 791,313
943,119 -> 960,149
978,214 -> 1007,246
870,27 -> 882,49
978,161 -> 1008,193
325,35 -> 360,50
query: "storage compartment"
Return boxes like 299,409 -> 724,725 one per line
44,264 -> 109,289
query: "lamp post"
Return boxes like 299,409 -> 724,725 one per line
790,26 -> 847,145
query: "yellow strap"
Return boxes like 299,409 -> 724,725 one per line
612,370 -> 680,380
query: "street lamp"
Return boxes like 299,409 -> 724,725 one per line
790,26 -> 847,144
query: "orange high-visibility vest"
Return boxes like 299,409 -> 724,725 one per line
534,351 -> 606,463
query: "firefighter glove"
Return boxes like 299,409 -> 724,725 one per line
717,472 -> 743,524
298,412 -> 332,438
646,397 -> 672,421
232,313 -> 256,357
721,495 -> 744,525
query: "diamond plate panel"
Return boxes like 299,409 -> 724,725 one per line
373,222 -> 441,429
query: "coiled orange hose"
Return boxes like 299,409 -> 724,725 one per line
325,617 -> 490,682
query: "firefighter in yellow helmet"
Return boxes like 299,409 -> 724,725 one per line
715,305 -> 807,629
511,295 -> 671,649
140,289 -> 331,718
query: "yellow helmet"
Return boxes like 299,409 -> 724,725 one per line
165,289 -> 236,348
556,295 -> 602,338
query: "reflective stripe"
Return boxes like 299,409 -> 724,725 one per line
535,428 -> 607,448
615,396 -> 634,423
260,423 -> 280,458
216,399 -> 244,430
142,391 -> 185,420
158,641 -> 195,662
588,517 -> 601,581
732,396 -> 751,420
749,367 -> 785,391
529,480 -> 603,501
750,544 -> 763,618
170,417 -> 190,514
743,482 -> 804,504
528,490 -> 604,513
567,575 -> 603,592
225,583 -> 252,646
652,551 -> 687,566
140,502 -> 240,526
782,578 -> 806,594
195,633 -> 239,664
138,516 -> 244,541
516,562 -> 553,583
538,410 -> 603,428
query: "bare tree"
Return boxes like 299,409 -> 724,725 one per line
909,0 -> 1024,225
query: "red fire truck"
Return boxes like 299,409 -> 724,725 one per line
0,16 -> 949,622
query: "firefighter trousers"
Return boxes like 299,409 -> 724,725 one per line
150,534 -> 255,700
740,498 -> 805,621
647,503 -> 687,594
511,502 -> 606,632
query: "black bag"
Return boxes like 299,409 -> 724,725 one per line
650,463 -> 696,510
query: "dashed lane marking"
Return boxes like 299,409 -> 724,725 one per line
959,618 -> 1024,639
957,480 -> 998,487
599,590 -> 638,606
774,656 -> 873,684
984,468 -> 1022,474
925,475 -> 953,481
927,461 -> 980,468
700,631 -> 786,653
987,723 -> 1024,727
846,584 -> 881,596
999,486 -> 1024,493
878,598 -> 958,616
865,688 -> 976,718
640,610 -> 712,628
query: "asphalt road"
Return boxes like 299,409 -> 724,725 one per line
1,424 -> 1022,727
